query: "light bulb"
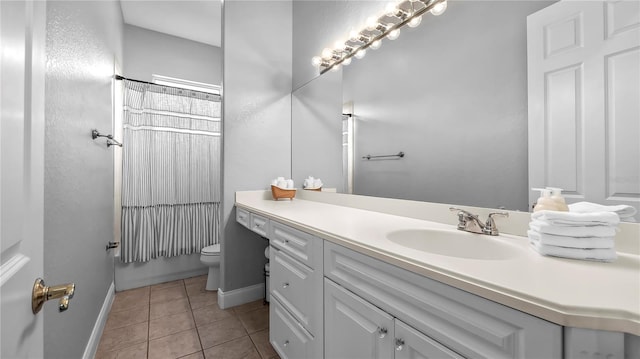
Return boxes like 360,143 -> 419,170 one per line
370,40 -> 382,49
343,57 -> 352,66
387,29 -> 400,40
430,0 -> 447,16
385,3 -> 398,15
311,56 -> 322,67
331,64 -> 341,72
349,30 -> 360,41
366,16 -> 379,30
321,48 -> 333,59
354,49 -> 366,59
334,40 -> 346,50
407,15 -> 422,28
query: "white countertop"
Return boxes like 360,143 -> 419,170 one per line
236,191 -> 640,335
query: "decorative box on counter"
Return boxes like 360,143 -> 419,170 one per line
271,185 -> 296,200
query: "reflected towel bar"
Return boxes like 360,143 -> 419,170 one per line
362,152 -> 405,160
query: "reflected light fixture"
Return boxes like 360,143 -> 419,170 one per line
311,0 -> 448,73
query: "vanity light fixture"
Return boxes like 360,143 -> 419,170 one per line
311,0 -> 448,73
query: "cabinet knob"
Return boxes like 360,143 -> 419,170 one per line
283,340 -> 289,347
282,282 -> 289,288
377,327 -> 388,339
284,239 -> 289,244
395,338 -> 405,351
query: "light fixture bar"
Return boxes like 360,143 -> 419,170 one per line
314,0 -> 448,74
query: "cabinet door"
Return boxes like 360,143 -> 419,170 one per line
395,320 -> 464,359
324,279 -> 394,359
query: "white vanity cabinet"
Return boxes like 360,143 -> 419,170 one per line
268,221 -> 324,359
324,241 -> 563,359
236,204 -> 637,359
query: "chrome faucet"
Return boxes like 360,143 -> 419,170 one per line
449,207 -> 508,236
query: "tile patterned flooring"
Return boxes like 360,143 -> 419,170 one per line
96,275 -> 278,359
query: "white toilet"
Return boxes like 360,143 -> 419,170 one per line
200,244 -> 220,291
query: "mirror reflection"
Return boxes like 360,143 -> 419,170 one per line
292,0 -> 639,218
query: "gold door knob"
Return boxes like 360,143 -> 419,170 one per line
32,278 -> 75,314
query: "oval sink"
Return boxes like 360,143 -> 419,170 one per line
386,229 -> 520,260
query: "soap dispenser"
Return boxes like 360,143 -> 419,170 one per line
547,187 -> 569,212
531,188 -> 557,212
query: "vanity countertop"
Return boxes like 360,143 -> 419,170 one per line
236,191 -> 640,335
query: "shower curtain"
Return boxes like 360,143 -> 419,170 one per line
120,80 -> 221,263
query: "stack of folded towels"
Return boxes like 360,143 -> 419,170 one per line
528,209 -> 621,262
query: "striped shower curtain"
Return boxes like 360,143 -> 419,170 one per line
120,80 -> 221,263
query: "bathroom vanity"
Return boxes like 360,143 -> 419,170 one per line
235,190 -> 640,358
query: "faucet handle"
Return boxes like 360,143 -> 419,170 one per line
450,207 -> 479,231
449,207 -> 477,218
484,212 -> 509,236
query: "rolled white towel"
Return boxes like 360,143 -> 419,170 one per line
568,201 -> 637,218
531,210 -> 620,226
527,230 -> 614,249
529,241 -> 617,262
529,220 -> 618,238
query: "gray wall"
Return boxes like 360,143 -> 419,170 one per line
222,0 -> 292,292
115,23 -> 222,290
122,24 -> 222,84
44,1 -> 123,358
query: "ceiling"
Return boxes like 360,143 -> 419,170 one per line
120,1 -> 222,48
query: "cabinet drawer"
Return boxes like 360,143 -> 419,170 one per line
270,221 -> 322,269
236,207 -> 250,228
270,246 -> 322,336
325,242 -> 562,359
249,213 -> 269,237
270,297 -> 317,359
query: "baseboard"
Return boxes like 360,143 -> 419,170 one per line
82,281 -> 115,359
218,283 -> 265,309
115,267 -> 208,291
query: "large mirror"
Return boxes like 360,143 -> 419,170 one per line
292,0 -> 640,218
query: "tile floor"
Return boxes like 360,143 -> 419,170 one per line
96,275 -> 279,359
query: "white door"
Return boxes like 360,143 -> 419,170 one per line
527,0 -> 640,214
324,279 -> 394,359
1,0 -> 46,357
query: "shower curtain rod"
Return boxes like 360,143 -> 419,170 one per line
114,75 -> 221,99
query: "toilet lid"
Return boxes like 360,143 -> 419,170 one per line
201,244 -> 220,255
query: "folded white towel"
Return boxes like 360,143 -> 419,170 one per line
568,201 -> 637,218
529,241 -> 617,262
531,210 -> 620,226
529,220 -> 618,237
527,230 -> 614,249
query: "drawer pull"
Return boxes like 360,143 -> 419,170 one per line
283,340 -> 289,347
282,282 -> 289,288
377,327 -> 388,339
395,338 -> 405,351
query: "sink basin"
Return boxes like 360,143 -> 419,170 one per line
386,229 -> 520,260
